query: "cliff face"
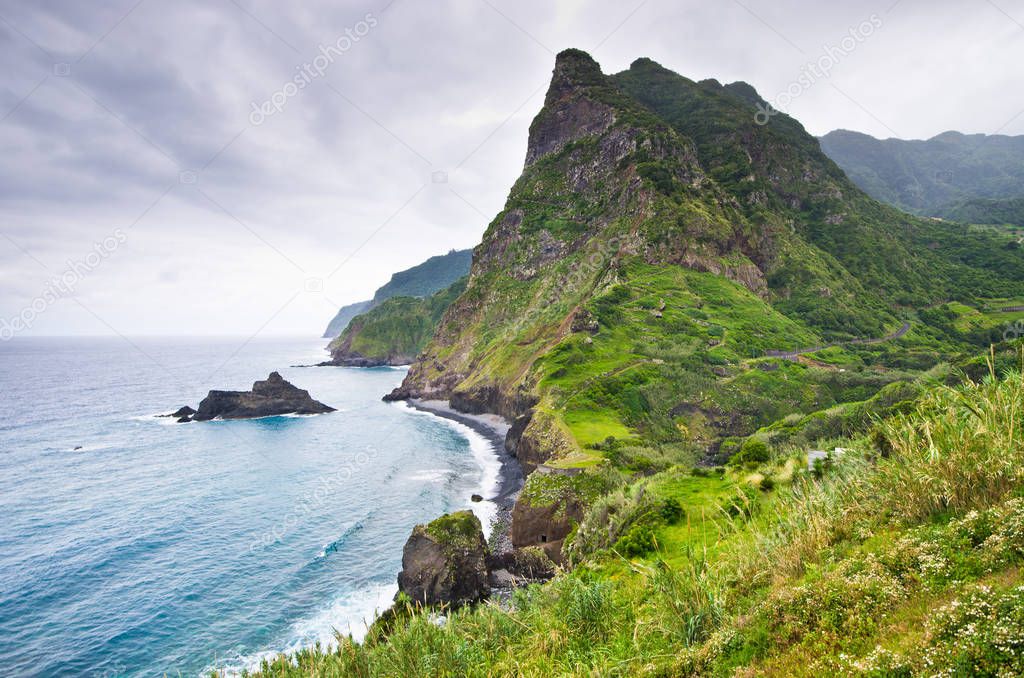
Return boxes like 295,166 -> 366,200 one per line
391,51 -> 749,410
386,49 -> 1023,552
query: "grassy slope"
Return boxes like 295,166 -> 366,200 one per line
246,353 -> 1024,677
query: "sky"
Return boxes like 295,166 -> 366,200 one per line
1,0 -> 1022,339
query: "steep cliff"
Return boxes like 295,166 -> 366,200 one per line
386,49 -> 1023,552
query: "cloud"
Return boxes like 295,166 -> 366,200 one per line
0,0 -> 1021,338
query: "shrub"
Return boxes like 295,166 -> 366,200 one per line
660,498 -> 685,524
730,438 -> 771,466
921,584 -> 1024,675
759,477 -> 776,492
616,522 -> 657,557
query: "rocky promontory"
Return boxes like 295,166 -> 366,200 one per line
173,372 -> 335,422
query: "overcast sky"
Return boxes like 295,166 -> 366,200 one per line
1,0 -> 1022,339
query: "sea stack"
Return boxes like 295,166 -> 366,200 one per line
396,511 -> 490,607
175,372 -> 335,422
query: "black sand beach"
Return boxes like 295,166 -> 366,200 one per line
404,398 -> 524,554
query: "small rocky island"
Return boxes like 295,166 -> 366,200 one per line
170,372 -> 335,422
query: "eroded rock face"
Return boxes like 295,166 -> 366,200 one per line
524,49 -> 616,168
397,510 -> 489,607
510,469 -> 588,563
189,372 -> 335,421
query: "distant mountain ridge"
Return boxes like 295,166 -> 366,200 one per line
322,248 -> 472,338
820,129 -> 1024,224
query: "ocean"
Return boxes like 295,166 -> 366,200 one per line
0,336 -> 501,677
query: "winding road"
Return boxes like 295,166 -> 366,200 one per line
764,321 -> 912,360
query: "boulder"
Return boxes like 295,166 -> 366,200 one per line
397,510 -> 489,607
160,405 -> 196,421
190,372 -> 335,421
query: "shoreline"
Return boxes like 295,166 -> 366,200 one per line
403,398 -> 524,554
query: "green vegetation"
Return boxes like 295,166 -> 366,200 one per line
939,196 -> 1024,227
323,249 -> 471,338
371,249 -> 473,304
820,129 -> 1024,220
423,511 -> 484,551
388,50 -> 1023,587
327,278 -> 466,364
243,356 -> 1024,676
256,49 -> 1024,675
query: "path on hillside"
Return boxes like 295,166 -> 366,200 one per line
764,321 -> 911,360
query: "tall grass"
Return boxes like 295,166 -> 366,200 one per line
737,351 -> 1024,585
871,358 -> 1023,523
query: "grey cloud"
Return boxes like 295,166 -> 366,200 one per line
0,0 -> 1021,337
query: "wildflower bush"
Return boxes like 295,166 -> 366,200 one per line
920,584 -> 1024,676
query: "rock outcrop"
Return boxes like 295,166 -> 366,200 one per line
177,372 -> 335,422
396,511 -> 489,607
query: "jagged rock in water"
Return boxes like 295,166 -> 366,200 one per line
397,511 -> 489,607
160,405 -> 197,421
189,372 -> 335,421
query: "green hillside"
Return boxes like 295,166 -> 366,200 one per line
391,49 -> 1021,458
322,249 -> 472,338
820,128 -> 1024,221
937,196 -> 1024,228
326,278 -> 467,366
248,351 -> 1024,676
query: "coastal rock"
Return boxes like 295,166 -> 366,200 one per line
470,494 -> 483,503
160,405 -> 197,421
190,372 -> 335,421
318,354 -> 396,368
397,510 -> 489,607
488,545 -> 557,582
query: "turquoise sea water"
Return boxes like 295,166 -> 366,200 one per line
0,336 -> 498,676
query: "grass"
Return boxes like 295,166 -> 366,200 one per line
233,351 -> 1024,677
